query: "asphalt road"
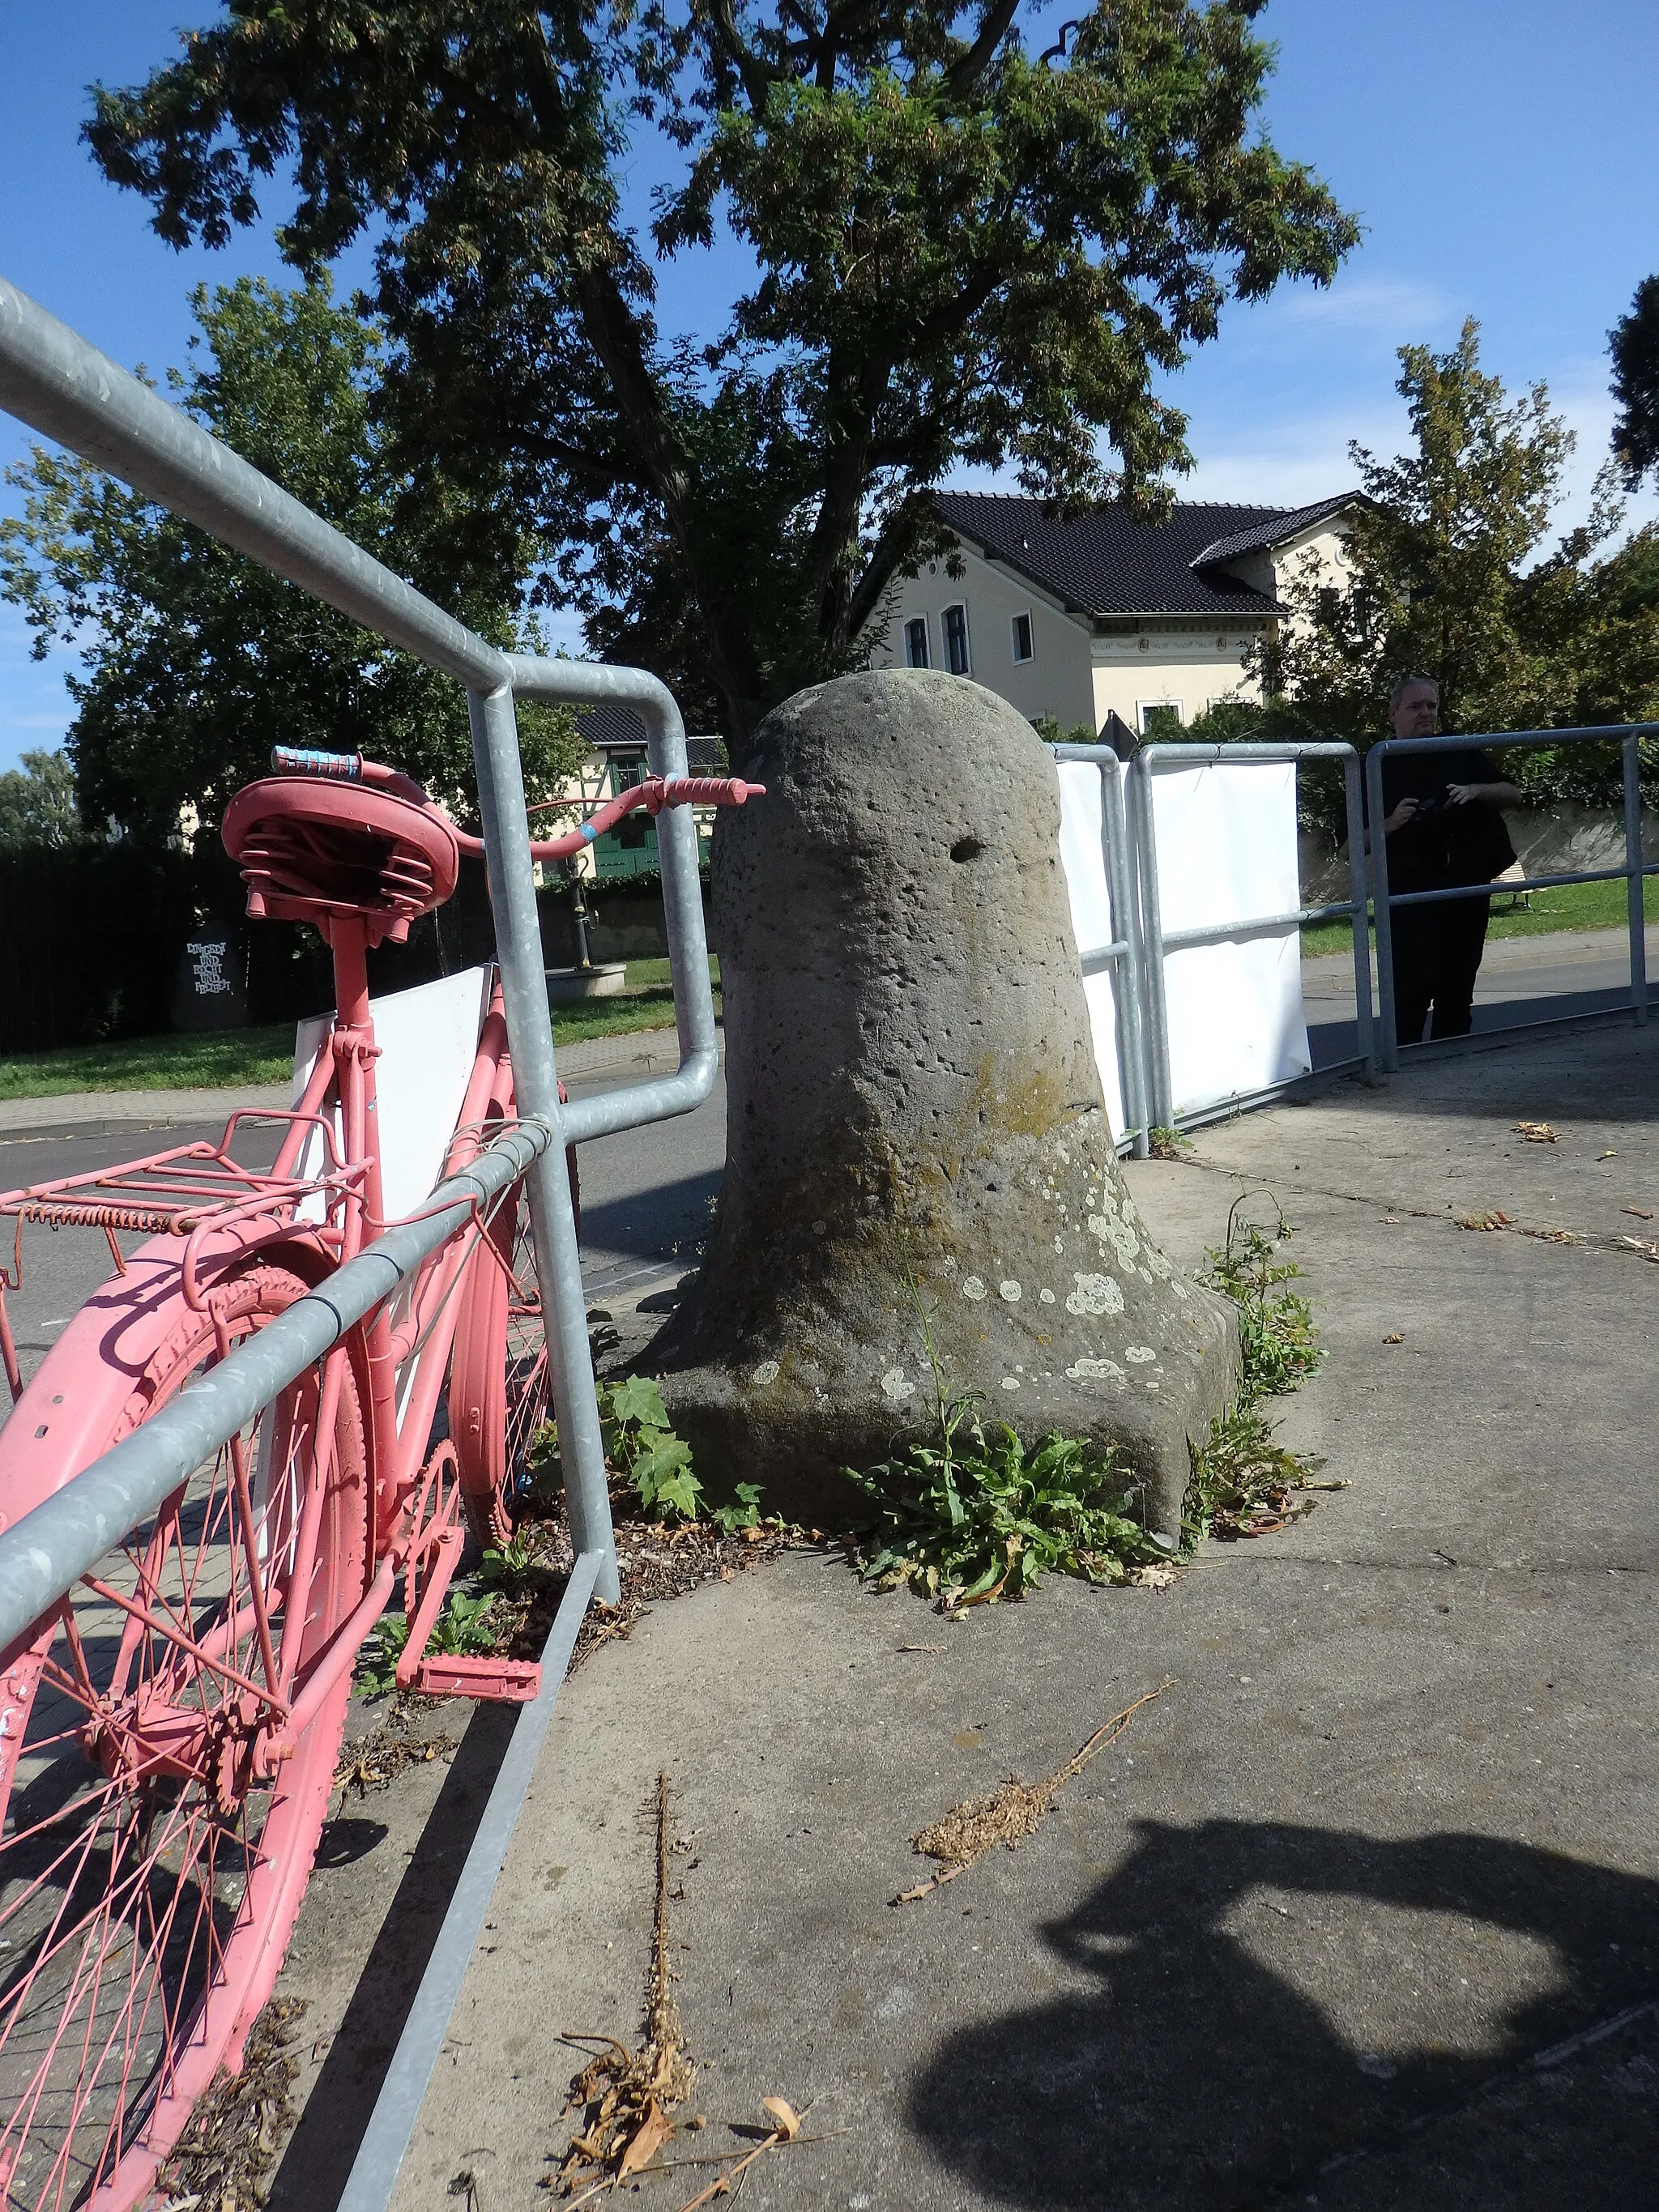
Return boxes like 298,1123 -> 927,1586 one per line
0,1065 -> 727,1400
1304,919 -> 1659,1065
0,921 -> 1645,1399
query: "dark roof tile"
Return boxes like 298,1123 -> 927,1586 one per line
929,490 -> 1356,618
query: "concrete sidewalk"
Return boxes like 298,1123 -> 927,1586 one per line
279,1023 -> 1659,2210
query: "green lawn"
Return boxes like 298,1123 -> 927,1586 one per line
1300,872 -> 1659,961
0,957 -> 719,1099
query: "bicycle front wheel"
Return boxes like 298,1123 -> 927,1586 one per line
0,1263 -> 368,2211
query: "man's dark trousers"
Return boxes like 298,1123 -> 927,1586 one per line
1391,890 -> 1491,1045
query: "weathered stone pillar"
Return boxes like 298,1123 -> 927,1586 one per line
648,671 -> 1238,1532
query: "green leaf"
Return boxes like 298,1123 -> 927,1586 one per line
608,1375 -> 670,1431
650,1468 -> 705,1520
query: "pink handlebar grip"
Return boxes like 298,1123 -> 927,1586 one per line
525,774 -> 765,862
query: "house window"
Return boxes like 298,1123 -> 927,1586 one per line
1137,700 -> 1183,737
905,616 -> 930,669
942,603 -> 970,676
1011,611 -> 1034,664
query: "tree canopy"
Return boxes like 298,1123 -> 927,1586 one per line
0,752 -> 85,851
1202,319 -> 1659,815
1610,274 -> 1659,492
0,276 -> 579,843
86,0 -> 1359,748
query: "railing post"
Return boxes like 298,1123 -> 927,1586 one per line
468,684 -> 619,1604
1341,751 -> 1376,1077
1624,731 -> 1648,1025
1100,757 -> 1151,1156
1128,750 -> 1175,1131
1366,743 -> 1400,1072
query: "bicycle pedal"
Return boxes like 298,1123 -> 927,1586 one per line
412,1654 -> 542,1703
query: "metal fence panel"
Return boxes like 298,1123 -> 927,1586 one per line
1365,726 -> 1657,1071
1128,741 -> 1374,1130
1051,744 -> 1150,1156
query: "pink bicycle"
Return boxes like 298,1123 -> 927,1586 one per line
0,748 -> 757,2209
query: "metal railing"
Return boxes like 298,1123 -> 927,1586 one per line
0,271 -> 723,2210
1127,741 -> 1375,1134
1051,744 -> 1150,1156
1367,727 -> 1657,1071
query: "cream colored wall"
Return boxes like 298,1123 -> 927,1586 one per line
1270,520 -> 1354,625
1090,622 -> 1270,732
868,539 -> 1097,730
867,509 -> 1356,738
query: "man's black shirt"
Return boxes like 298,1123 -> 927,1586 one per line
1375,745 -> 1516,889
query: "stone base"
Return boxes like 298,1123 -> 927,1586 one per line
544,964 -> 629,1002
650,1108 -> 1239,1539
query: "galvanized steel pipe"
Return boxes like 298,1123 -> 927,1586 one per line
0,1123 -> 549,1656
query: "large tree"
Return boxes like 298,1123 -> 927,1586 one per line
85,0 -> 1359,748
0,276 -> 578,842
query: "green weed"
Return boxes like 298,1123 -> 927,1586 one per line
526,1374 -> 728,1524
355,1590 -> 500,1699
845,1281 -> 1172,1611
1147,1125 -> 1194,1161
1198,1194 -> 1323,1396
851,1413 -> 1172,1610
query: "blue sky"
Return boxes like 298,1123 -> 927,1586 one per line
2,0 -> 1656,766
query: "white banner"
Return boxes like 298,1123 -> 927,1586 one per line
1055,761 -> 1128,1139
1150,761 -> 1310,1118
292,966 -> 492,1223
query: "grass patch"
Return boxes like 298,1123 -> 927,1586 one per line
0,961 -> 723,1097
0,1024 -> 296,1100
1302,873 -> 1659,961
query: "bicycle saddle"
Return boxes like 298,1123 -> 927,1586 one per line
222,777 -> 461,947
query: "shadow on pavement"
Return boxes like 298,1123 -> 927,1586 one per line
578,1166 -> 722,1267
268,1700 -> 518,2207
911,1820 -> 1659,2210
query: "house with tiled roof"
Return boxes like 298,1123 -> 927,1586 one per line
864,490 -> 1362,737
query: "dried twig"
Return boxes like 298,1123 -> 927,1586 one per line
156,1997 -> 308,2210
555,1775 -> 693,2194
891,1685 -> 1168,1905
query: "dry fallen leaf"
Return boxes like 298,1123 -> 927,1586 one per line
617,2098 -> 673,2180
761,2098 -> 802,2142
1132,1562 -> 1177,1590
1516,1121 -> 1558,1143
1623,1207 -> 1654,1221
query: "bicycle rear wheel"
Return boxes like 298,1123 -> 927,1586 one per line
0,1264 -> 367,2211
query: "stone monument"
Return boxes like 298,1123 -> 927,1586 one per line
647,670 -> 1239,1535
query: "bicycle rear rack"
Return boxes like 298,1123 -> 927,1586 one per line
0,1110 -> 369,1400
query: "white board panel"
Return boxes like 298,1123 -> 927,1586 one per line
1149,761 -> 1310,1119
1055,761 -> 1127,1140
291,967 -> 492,1223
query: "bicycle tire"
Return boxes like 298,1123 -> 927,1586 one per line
451,1176 -> 552,1550
0,1262 -> 368,2212
450,1066 -> 581,1551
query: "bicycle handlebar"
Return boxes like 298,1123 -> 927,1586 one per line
267,748 -> 763,863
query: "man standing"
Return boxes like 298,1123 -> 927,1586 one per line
1377,676 -> 1522,1044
